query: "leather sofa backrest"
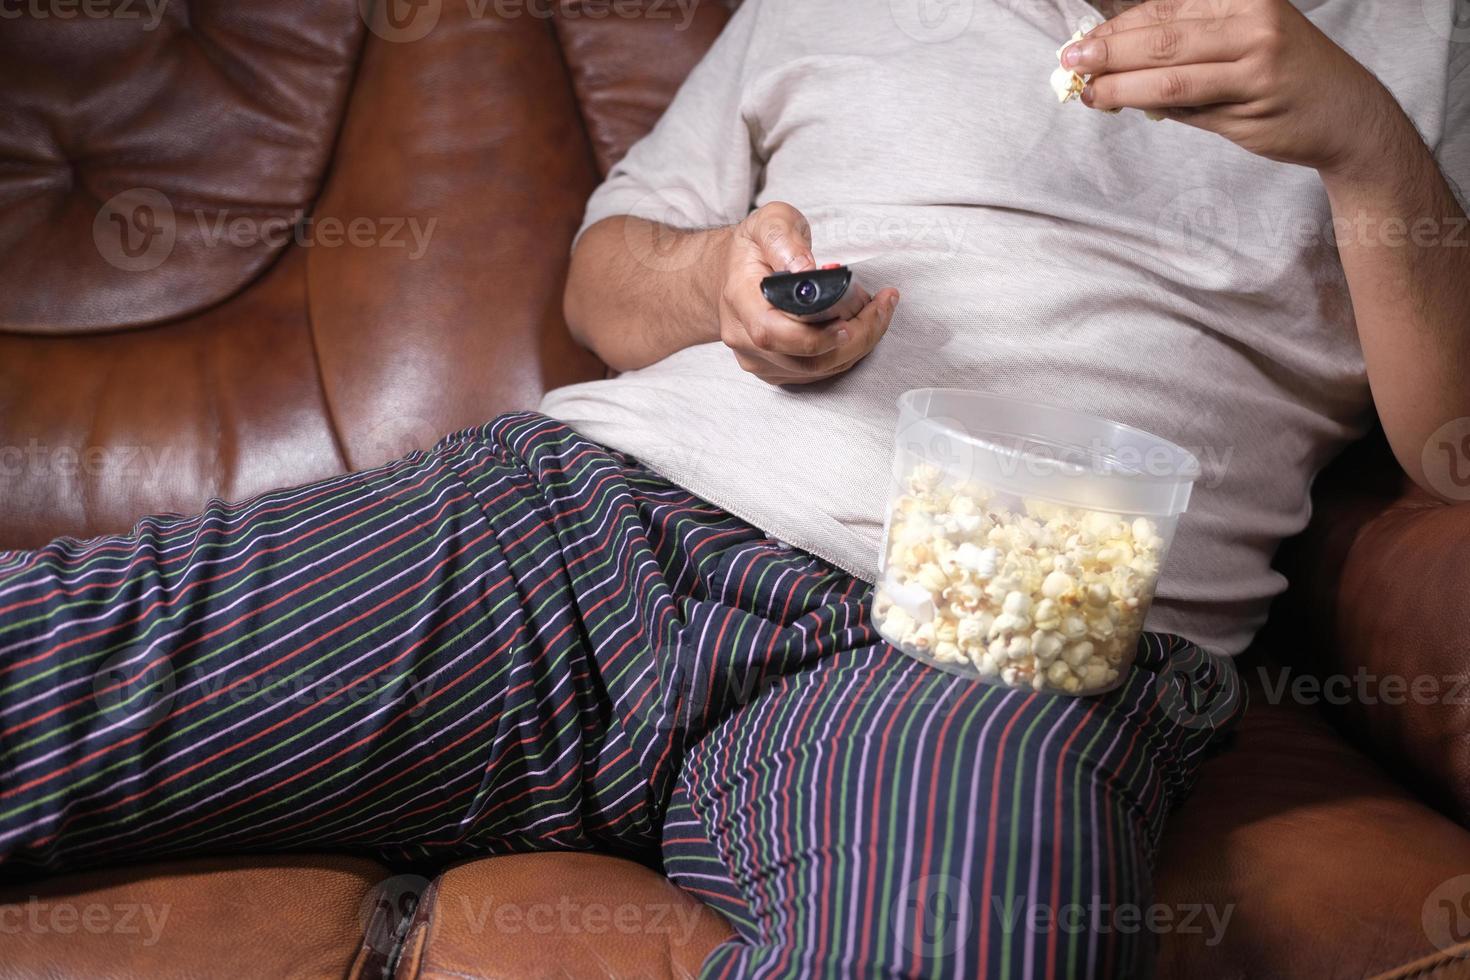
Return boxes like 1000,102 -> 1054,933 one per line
0,0 -> 365,333
0,0 -> 730,547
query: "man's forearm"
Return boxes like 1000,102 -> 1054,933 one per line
564,216 -> 731,372
1319,91 -> 1470,495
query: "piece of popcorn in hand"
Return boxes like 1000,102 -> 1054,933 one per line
1049,19 -> 1165,121
1050,60 -> 1086,105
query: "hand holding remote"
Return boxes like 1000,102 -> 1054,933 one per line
761,266 -> 869,323
715,202 -> 899,385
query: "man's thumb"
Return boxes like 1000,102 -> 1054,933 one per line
751,202 -> 815,272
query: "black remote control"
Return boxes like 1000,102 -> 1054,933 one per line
761,265 -> 869,323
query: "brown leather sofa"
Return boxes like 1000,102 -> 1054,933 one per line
2,2 -> 1469,976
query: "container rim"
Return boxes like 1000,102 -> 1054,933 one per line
896,388 -> 1204,488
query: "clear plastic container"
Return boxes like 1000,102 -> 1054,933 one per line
872,389 -> 1200,696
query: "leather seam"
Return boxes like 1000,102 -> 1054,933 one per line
547,16 -> 609,181
300,257 -> 353,472
398,870 -> 446,980
297,9 -> 374,475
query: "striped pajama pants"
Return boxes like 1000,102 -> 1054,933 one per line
0,412 -> 1242,978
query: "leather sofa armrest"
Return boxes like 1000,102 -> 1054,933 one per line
1268,433 -> 1470,823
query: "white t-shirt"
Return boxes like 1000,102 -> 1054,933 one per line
540,0 -> 1470,654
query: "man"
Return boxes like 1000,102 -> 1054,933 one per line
1,0 -> 1465,976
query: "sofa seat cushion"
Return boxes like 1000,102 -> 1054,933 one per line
0,853 -> 392,979
394,852 -> 735,980
1272,435 -> 1470,825
1155,673 -> 1470,979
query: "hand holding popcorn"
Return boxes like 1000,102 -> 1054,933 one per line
1060,0 -> 1405,177
1051,16 -> 1165,121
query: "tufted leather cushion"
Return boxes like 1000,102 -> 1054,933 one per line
0,248 -> 348,548
0,0 -> 365,333
0,1 -> 608,548
307,0 -> 607,472
554,0 -> 738,177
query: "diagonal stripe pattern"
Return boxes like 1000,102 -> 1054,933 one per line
0,412 -> 1243,978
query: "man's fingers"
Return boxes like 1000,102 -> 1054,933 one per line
752,288 -> 900,380
1085,0 -> 1226,39
1083,62 -> 1251,110
1152,103 -> 1235,131
817,290 -> 893,376
743,305 -> 847,358
1065,20 -> 1246,76
747,201 -> 815,273
841,287 -> 900,354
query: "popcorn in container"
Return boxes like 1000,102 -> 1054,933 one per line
872,389 -> 1200,696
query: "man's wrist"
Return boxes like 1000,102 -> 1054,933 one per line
1317,79 -> 1425,194
692,223 -> 736,345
